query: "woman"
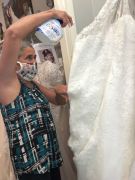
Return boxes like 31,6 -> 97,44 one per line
0,9 -> 73,180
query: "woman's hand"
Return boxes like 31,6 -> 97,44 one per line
49,9 -> 73,27
54,84 -> 69,105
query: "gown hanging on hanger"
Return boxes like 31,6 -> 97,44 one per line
0,111 -> 16,180
68,0 -> 135,179
34,46 -> 77,180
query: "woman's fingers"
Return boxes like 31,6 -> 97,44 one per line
53,10 -> 73,27
62,13 -> 73,27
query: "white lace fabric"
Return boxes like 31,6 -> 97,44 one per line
36,59 -> 65,130
36,59 -> 77,180
36,59 -> 65,88
68,0 -> 135,180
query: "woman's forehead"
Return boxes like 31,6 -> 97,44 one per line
23,47 -> 35,54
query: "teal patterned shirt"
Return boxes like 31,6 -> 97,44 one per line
0,81 -> 62,175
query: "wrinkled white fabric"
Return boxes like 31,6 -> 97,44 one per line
0,112 -> 16,180
36,59 -> 65,87
35,59 -> 77,180
68,0 -> 135,180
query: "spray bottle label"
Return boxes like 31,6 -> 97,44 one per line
36,19 -> 63,44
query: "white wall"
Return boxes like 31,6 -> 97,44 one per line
73,0 -> 106,33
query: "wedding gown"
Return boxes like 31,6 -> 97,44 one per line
36,59 -> 77,180
0,112 -> 16,180
68,0 -> 135,180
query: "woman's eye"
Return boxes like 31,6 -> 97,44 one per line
24,54 -> 36,61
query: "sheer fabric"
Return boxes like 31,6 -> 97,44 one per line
36,58 -> 77,180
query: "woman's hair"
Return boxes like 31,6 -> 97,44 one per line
18,40 -> 33,57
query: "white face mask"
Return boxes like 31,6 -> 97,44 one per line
16,61 -> 38,81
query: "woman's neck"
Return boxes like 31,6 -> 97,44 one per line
19,77 -> 34,88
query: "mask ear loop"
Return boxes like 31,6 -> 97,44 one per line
16,61 -> 23,73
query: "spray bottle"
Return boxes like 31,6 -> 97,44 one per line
35,19 -> 63,45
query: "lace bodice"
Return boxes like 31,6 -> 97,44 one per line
36,59 -> 65,88
35,58 -> 66,124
